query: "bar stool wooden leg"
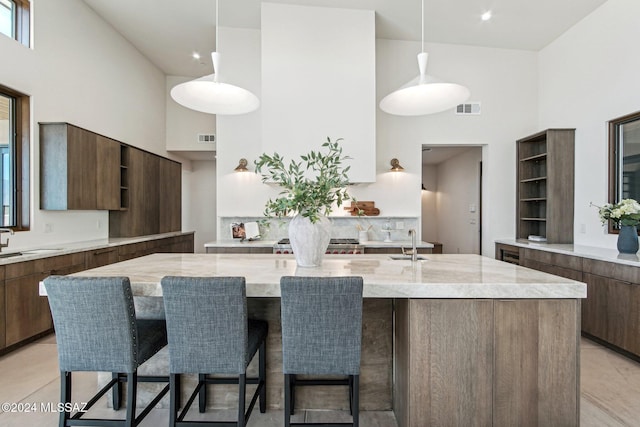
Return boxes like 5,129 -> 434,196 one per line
125,372 -> 137,427
284,374 -> 292,427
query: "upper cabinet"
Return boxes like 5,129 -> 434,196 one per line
516,129 -> 575,243
261,3 -> 376,183
40,122 -> 182,238
108,146 -> 182,237
40,123 -> 120,210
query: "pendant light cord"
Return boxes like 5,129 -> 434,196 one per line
421,0 -> 424,53
215,0 -> 219,52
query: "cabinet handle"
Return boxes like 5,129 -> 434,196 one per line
93,248 -> 115,256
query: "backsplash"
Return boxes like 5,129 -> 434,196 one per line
219,217 -> 419,242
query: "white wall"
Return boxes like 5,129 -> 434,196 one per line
215,21 -> 539,255
261,3 -> 376,183
435,148 -> 482,254
181,160 -> 216,252
370,40 -> 538,255
0,0 -> 186,250
539,0 -> 640,250
166,75 -> 216,153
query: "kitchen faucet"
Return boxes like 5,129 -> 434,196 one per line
402,229 -> 418,262
0,228 -> 14,252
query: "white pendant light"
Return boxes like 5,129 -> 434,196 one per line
379,0 -> 470,116
170,0 -> 259,115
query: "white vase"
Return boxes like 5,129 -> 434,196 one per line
288,215 -> 331,267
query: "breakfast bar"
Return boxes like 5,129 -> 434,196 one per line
64,253 -> 585,427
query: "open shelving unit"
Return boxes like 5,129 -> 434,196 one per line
516,129 -> 575,243
119,144 -> 129,211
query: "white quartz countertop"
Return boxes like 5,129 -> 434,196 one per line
67,253 -> 585,299
496,238 -> 640,267
0,231 -> 194,264
203,240 -> 434,249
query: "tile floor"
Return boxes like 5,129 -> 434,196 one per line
1,335 -> 640,426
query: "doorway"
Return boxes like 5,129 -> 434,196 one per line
421,145 -> 483,254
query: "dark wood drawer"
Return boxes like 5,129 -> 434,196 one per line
522,248 -> 582,271
85,247 -> 119,269
5,252 -> 85,279
521,258 -> 583,281
582,258 -> 640,284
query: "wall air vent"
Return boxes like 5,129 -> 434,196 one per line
197,134 -> 216,143
455,103 -> 481,115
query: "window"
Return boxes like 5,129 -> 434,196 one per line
0,0 -> 15,39
0,85 -> 29,230
0,0 -> 28,46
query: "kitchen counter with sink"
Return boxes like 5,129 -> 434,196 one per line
0,231 -> 194,264
60,253 -> 583,426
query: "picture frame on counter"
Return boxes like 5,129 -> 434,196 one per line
231,222 -> 245,239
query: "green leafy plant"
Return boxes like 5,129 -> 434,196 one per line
254,137 -> 352,224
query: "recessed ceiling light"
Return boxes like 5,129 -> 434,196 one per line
481,11 -> 492,21
192,52 -> 201,60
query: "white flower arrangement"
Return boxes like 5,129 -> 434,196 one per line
595,199 -> 640,227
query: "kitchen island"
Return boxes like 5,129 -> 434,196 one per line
64,253 -> 584,427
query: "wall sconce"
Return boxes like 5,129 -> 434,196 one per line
234,158 -> 249,172
390,158 -> 404,172
421,183 -> 427,191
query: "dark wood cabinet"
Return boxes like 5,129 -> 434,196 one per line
4,253 -> 85,347
581,272 -> 640,355
142,153 -> 160,235
0,233 -> 194,354
516,129 -> 575,243
96,135 -> 121,210
109,148 -> 182,237
493,299 -> 579,426
395,298 -> 579,426
40,123 -> 121,210
159,160 -> 182,233
495,241 -> 640,361
41,122 -> 182,237
118,234 -> 194,261
85,247 -> 119,269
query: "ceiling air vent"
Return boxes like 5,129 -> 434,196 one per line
197,134 -> 216,143
455,102 -> 481,115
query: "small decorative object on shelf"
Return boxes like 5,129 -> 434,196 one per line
594,199 -> 640,253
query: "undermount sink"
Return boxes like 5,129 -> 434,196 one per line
22,248 -> 63,254
0,252 -> 23,258
388,255 -> 428,261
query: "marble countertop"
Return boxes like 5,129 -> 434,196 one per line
496,238 -> 640,267
203,240 -> 434,249
0,231 -> 194,264
65,253 -> 585,299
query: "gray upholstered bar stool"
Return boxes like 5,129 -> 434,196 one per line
43,276 -> 169,427
280,276 -> 364,427
161,276 -> 268,427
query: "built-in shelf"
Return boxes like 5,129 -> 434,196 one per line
516,129 -> 575,243
520,153 -> 548,162
520,176 -> 547,183
119,144 -> 129,211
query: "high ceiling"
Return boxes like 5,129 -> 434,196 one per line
83,0 -> 608,77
